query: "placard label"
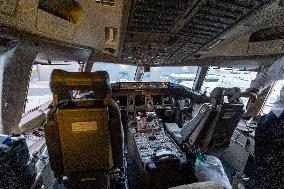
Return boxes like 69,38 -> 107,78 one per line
72,121 -> 97,132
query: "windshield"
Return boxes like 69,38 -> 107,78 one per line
26,63 -> 259,113
200,67 -> 258,105
92,62 -> 198,88
201,67 -> 258,93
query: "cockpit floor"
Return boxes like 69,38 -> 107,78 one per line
126,150 -> 144,189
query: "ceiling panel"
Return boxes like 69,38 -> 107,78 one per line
122,0 -> 271,66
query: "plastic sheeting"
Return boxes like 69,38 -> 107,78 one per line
195,155 -> 231,189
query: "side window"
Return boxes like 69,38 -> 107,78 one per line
201,67 -> 258,106
24,62 -> 79,113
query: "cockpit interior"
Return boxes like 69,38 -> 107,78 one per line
0,0 -> 284,189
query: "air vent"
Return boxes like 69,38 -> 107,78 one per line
95,0 -> 115,7
249,27 -> 284,55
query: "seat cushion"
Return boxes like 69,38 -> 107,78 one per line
165,104 -> 211,145
165,123 -> 181,138
180,110 -> 208,141
189,109 -> 214,147
173,133 -> 184,145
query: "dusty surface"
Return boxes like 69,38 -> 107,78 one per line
169,181 -> 224,189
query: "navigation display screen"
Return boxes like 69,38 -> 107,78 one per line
153,95 -> 163,105
135,95 -> 145,106
116,96 -> 127,106
163,96 -> 172,105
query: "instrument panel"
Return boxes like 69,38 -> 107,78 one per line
111,82 -> 193,117
112,82 -> 168,91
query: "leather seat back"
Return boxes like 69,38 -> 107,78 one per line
188,108 -> 216,147
209,103 -> 244,149
194,88 -> 244,152
57,106 -> 112,174
180,104 -> 210,142
186,87 -> 244,152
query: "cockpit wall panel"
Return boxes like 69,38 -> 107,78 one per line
0,41 -> 38,134
0,0 -> 124,57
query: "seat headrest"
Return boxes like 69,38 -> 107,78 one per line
226,87 -> 241,94
210,87 -> 223,99
225,87 -> 241,103
91,71 -> 112,98
50,69 -> 111,100
210,87 -> 223,107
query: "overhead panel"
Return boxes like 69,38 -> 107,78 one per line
177,0 -> 265,63
122,0 -> 271,66
128,0 -> 188,34
122,0 -> 189,64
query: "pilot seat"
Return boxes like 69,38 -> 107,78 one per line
165,87 -> 244,154
44,69 -> 125,189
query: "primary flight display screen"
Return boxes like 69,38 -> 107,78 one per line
135,95 -> 145,106
116,96 -> 127,106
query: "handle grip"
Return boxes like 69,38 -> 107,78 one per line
50,69 -> 111,94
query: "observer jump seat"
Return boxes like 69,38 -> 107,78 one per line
165,87 -> 244,153
165,104 -> 211,146
44,69 -> 124,187
201,88 -> 244,152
